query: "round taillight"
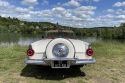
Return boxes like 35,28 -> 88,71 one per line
86,48 -> 93,56
27,48 -> 34,56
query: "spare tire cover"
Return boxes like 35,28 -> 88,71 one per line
46,38 -> 75,59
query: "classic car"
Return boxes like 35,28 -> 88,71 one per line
25,29 -> 96,68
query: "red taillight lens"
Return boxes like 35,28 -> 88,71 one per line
27,48 -> 34,56
86,48 -> 93,56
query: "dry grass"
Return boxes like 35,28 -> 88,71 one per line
0,41 -> 125,83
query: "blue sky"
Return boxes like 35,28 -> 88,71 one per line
0,0 -> 125,28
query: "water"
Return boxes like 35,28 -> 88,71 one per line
0,33 -> 43,47
0,33 -> 101,47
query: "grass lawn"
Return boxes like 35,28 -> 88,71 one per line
0,41 -> 125,83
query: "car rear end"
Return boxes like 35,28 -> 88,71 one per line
25,38 -> 96,68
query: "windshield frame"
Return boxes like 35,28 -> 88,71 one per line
45,31 -> 76,39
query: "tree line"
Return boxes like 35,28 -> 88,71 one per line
72,24 -> 125,39
0,16 -> 125,39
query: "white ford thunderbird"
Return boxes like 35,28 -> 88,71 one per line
25,30 -> 96,68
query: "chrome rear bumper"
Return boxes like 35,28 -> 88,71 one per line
25,59 -> 47,65
25,58 -> 96,67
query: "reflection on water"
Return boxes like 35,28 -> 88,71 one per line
17,37 -> 41,46
0,33 -> 43,47
0,33 -> 101,47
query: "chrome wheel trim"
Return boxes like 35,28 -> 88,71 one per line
52,43 -> 69,57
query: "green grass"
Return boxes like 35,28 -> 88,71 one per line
0,41 -> 125,83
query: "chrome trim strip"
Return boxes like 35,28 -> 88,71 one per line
25,58 -> 96,66
74,59 -> 96,65
67,39 -> 76,58
25,58 -> 47,65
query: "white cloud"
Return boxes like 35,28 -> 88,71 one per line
0,0 -> 100,28
50,5 -> 96,22
113,1 -> 125,7
28,6 -> 34,10
72,6 -> 96,19
0,14 -> 10,18
74,11 -> 94,19
0,0 -> 124,28
52,7 -> 66,13
63,0 -> 80,7
65,16 -> 82,21
0,0 -> 14,9
100,14 -> 115,20
16,14 -> 31,20
15,5 -> 96,27
0,0 -> 10,8
22,0 -> 38,6
106,9 -> 114,13
98,14 -> 125,25
15,7 -> 30,13
116,9 -> 125,15
52,7 -> 72,18
84,0 -> 100,2
42,0 -> 49,5
30,10 -> 52,17
117,15 -> 125,19
0,0 -> 32,20
106,9 -> 125,15
75,6 -> 96,11
93,0 -> 100,2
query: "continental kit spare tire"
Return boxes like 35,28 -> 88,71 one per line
45,38 -> 75,59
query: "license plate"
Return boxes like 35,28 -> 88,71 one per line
51,61 -> 70,68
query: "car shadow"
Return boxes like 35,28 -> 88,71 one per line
20,65 -> 86,80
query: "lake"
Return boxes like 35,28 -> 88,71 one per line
0,33 -> 98,47
0,33 -> 124,47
